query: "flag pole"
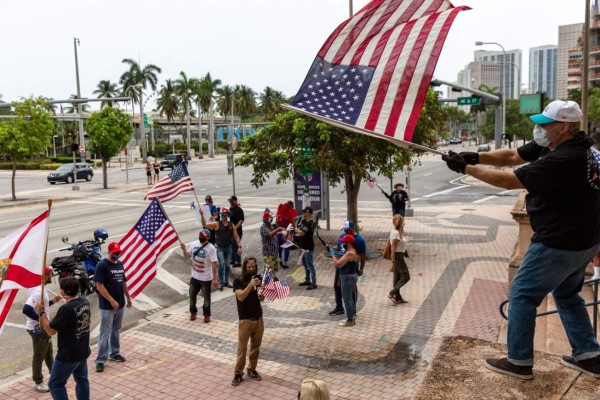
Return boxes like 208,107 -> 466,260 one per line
281,104 -> 445,156
155,198 -> 185,246
40,199 -> 52,304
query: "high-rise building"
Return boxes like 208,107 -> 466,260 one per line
474,49 -> 522,100
529,45 -> 558,99
557,23 -> 584,99
590,1 -> 600,89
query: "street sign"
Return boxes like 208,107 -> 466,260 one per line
79,145 -> 85,153
520,94 -> 543,114
457,97 -> 482,106
143,113 -> 149,128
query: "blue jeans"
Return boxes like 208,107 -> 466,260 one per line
507,242 -> 600,366
231,238 -> 242,265
302,250 -> 316,285
277,233 -> 290,262
95,307 -> 124,364
48,359 -> 89,400
216,244 -> 231,285
334,269 -> 357,310
341,274 -> 358,322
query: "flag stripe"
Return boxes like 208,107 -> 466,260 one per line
0,290 -> 17,335
145,163 -> 194,203
7,211 -> 48,260
331,4 -> 384,65
3,265 -> 41,289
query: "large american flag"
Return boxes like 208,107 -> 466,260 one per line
290,0 -> 469,143
145,162 -> 194,203
0,211 -> 49,335
120,199 -> 178,298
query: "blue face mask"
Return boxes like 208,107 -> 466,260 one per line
111,252 -> 121,260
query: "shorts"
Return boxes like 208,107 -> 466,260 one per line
146,171 -> 152,177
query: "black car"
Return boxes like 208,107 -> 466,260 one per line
160,154 -> 187,170
47,163 -> 94,184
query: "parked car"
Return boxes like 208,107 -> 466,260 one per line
160,154 -> 187,170
449,138 -> 461,144
437,140 -> 448,146
477,144 -> 491,152
48,163 -> 94,184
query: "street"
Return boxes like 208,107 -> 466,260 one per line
0,143 -> 518,382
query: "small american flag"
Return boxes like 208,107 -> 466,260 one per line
262,269 -> 273,287
290,0 -> 469,143
366,178 -> 377,189
120,198 -> 178,298
263,279 -> 290,302
145,162 -> 193,203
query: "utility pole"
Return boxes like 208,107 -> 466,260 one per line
73,37 -> 82,191
139,85 -> 147,163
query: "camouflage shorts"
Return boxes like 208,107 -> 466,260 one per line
263,254 -> 279,272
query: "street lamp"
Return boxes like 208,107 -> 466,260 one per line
52,135 -> 58,158
475,41 -> 506,150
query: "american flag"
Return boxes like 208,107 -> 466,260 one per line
145,162 -> 194,203
290,0 -> 469,143
0,211 -> 49,335
263,279 -> 290,302
262,269 -> 273,287
120,199 -> 178,298
366,178 -> 377,189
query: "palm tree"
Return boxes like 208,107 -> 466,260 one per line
93,80 -> 120,109
119,58 -> 162,161
217,85 -> 235,122
259,86 -> 286,121
234,84 -> 257,120
64,94 -> 90,114
174,71 -> 195,157
156,79 -> 179,144
191,73 -> 222,158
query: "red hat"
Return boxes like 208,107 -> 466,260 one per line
340,235 -> 355,245
108,242 -> 121,253
262,211 -> 273,219
44,266 -> 53,276
199,229 -> 210,239
220,207 -> 229,214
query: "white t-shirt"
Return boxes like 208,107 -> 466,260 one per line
24,286 -> 51,331
187,240 -> 218,281
389,230 -> 407,253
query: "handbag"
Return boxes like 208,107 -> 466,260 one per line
382,239 -> 392,260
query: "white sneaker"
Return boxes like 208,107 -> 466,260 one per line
591,274 -> 600,281
34,382 -> 49,392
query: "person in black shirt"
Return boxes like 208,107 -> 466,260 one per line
228,195 -> 245,267
443,100 -> 600,380
231,257 -> 264,387
38,277 -> 91,400
380,183 -> 409,216
295,206 -> 317,290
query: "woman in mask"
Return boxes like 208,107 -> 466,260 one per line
388,214 -> 409,305
330,235 -> 358,327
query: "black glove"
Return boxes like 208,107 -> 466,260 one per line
458,151 -> 479,165
442,152 -> 467,174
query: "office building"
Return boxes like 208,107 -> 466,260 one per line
474,49 -> 522,99
557,23 -> 584,99
529,45 -> 557,99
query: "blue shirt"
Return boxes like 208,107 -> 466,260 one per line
337,232 -> 367,255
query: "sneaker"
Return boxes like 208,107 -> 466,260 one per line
279,261 -> 284,268
248,370 -> 262,381
561,355 -> 600,378
306,284 -> 317,290
298,281 -> 311,286
281,264 -> 289,269
190,312 -> 197,321
218,283 -> 224,291
231,373 -> 243,386
204,315 -> 210,323
484,358 -> 533,380
388,294 -> 398,305
328,308 -> 345,316
109,355 -> 126,362
34,382 -> 49,393
224,282 -> 233,288
339,321 -> 355,327
96,363 -> 104,373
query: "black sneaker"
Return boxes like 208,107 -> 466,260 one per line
218,283 -> 224,291
328,308 -> 345,316
484,358 -> 533,380
95,363 -> 104,373
306,284 -> 317,290
108,355 -> 126,362
281,264 -> 289,269
231,373 -> 243,386
298,281 -> 310,286
248,370 -> 262,381
561,355 -> 600,378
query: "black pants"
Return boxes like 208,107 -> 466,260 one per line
28,330 -> 54,384
390,255 -> 410,302
189,277 -> 212,316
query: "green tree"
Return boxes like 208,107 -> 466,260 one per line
93,80 -> 120,109
175,71 -> 195,156
234,84 -> 257,120
64,94 -> 90,114
156,79 -> 180,144
194,73 -> 222,158
85,107 -> 133,189
0,97 -> 54,200
259,86 -> 286,121
237,88 -> 442,223
216,85 -> 235,123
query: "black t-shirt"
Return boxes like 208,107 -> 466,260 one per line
388,189 -> 408,209
297,218 -> 315,251
515,133 -> 600,250
49,297 -> 91,362
233,277 -> 263,320
94,258 -> 127,310
229,206 -> 245,238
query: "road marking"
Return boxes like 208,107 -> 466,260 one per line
132,293 -> 161,311
473,195 -> 496,204
424,173 -> 432,176
3,322 -> 26,330
422,185 -> 467,198
156,247 -> 190,295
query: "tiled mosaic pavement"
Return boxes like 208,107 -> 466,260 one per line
1,204 -> 515,399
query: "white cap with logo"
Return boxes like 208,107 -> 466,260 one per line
530,100 -> 582,125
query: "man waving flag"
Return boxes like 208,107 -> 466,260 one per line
145,162 -> 194,203
286,0 -> 469,150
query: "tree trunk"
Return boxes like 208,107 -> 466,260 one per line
208,98 -> 215,158
343,169 -> 361,228
197,102 -> 203,159
11,159 -> 17,201
185,103 -> 191,159
102,158 -> 108,189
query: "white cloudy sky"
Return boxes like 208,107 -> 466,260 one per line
0,0 -> 586,109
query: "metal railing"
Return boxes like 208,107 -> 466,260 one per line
499,277 -> 599,338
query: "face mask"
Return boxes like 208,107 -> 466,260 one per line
342,244 -> 349,250
199,238 -> 208,244
532,125 -> 549,147
111,252 -> 121,260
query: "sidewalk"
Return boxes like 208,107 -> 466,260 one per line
1,201 -> 541,399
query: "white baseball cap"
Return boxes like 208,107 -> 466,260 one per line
530,100 -> 582,124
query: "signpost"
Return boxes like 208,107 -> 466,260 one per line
457,96 -> 482,106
